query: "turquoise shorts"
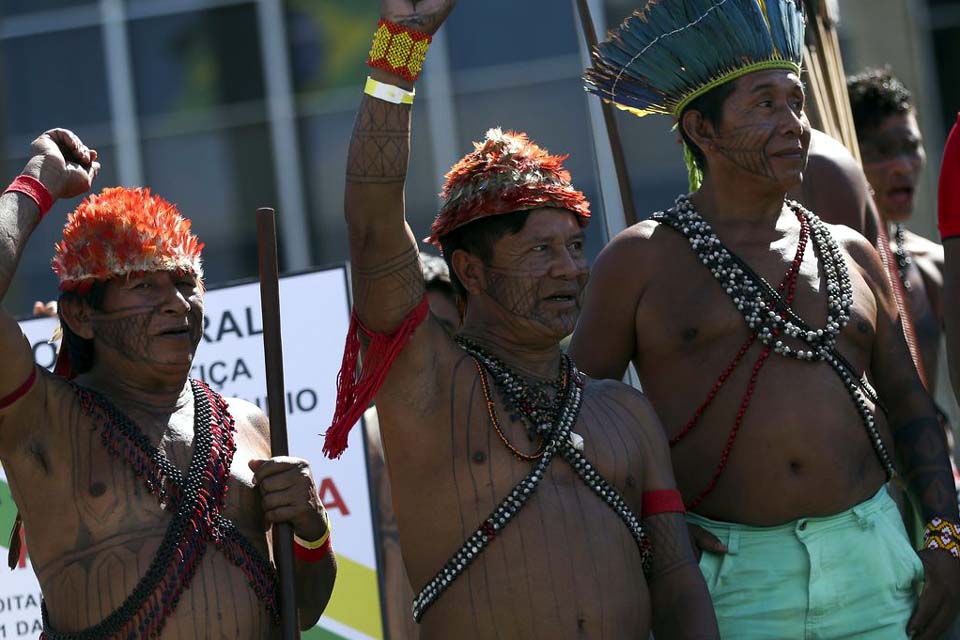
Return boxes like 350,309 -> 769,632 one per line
687,487 -> 923,639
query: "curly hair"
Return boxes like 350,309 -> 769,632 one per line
847,67 -> 914,135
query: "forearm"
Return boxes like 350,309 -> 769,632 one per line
646,513 -> 720,638
345,71 -> 425,332
295,552 -> 337,630
893,413 -> 960,521
0,191 -> 42,301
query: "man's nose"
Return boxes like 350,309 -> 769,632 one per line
159,282 -> 191,314
550,247 -> 584,279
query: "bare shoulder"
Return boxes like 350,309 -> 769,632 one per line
582,377 -> 666,446
225,396 -> 271,453
903,230 -> 944,268
797,130 -> 869,233
592,216 -> 680,280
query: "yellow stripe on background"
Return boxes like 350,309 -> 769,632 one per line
322,554 -> 383,639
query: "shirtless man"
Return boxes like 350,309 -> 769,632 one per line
574,2 -> 960,638
0,129 -> 335,637
328,1 -> 718,637
849,68 -> 944,386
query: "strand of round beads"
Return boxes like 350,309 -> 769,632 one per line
893,223 -> 913,290
654,197 -> 896,491
412,340 -> 651,622
474,358 -> 548,460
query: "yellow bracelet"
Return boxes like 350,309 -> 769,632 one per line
294,508 -> 331,549
367,19 -> 431,82
364,76 -> 415,105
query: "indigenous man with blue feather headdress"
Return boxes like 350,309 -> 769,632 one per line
570,1 -> 960,638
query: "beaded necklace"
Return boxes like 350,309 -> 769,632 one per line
40,379 -> 279,639
893,224 -> 913,290
411,338 -> 651,622
654,196 -> 896,507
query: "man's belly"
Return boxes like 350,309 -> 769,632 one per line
644,359 -> 890,525
407,481 -> 651,640
40,536 -> 277,639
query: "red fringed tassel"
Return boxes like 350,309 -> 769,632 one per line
324,297 -> 430,459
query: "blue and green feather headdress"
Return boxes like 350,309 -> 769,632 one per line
585,0 -> 805,190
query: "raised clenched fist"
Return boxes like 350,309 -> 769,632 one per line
21,128 -> 100,203
380,0 -> 457,36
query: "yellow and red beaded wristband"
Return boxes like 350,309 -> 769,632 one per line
924,517 -> 960,559
293,510 -> 332,563
367,19 -> 431,83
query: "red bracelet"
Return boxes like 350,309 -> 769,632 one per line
3,175 -> 53,218
293,536 -> 333,563
642,489 -> 687,517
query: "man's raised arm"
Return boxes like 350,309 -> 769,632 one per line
0,130 -> 97,420
344,0 -> 454,334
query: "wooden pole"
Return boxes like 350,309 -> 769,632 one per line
574,0 -> 639,227
256,207 -> 301,639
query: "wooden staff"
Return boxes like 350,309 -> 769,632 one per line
256,207 -> 300,640
574,0 -> 639,227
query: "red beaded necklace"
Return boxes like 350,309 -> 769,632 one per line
671,210 -> 810,509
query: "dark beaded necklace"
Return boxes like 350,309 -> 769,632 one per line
654,196 -> 896,505
40,379 -> 279,639
411,338 -> 651,622
893,224 -> 913,290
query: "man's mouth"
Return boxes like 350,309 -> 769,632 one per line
544,293 -> 578,303
888,185 -> 915,205
157,327 -> 192,338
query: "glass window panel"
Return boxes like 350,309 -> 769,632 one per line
445,1 -> 580,71
453,79 -> 609,257
284,0 -> 379,95
933,26 -> 960,138
1,27 -> 110,137
4,145 -> 119,316
0,0 -> 90,17
139,126 -> 277,285
128,4 -> 266,120
298,105 -> 437,267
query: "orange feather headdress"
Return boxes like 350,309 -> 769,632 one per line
52,187 -> 204,292
424,128 -> 591,247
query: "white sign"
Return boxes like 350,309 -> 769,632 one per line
0,267 -> 383,640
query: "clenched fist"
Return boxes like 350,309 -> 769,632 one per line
380,0 -> 457,36
21,128 -> 99,203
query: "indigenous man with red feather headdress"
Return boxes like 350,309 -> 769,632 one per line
0,128 -> 335,638
330,0 -> 718,637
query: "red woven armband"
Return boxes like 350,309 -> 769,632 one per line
323,296 -> 430,459
939,113 -> 960,240
367,19 -> 432,83
642,489 -> 686,517
0,367 -> 37,410
3,175 -> 53,218
294,536 -> 332,563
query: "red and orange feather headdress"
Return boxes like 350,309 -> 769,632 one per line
52,187 -> 204,292
424,128 -> 591,247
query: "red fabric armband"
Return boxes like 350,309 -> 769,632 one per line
293,536 -> 332,563
323,296 -> 430,459
939,113 -> 960,240
3,175 -> 53,218
642,489 -> 686,517
0,367 -> 37,410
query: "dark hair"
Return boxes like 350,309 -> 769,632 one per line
847,67 -> 913,135
57,281 -> 107,375
678,80 -> 739,175
438,210 -> 532,297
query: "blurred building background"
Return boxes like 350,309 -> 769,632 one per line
0,0 -> 957,314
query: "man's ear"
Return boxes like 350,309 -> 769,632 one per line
681,109 -> 717,155
59,296 -> 94,340
450,249 -> 487,296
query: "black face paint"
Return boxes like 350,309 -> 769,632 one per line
483,263 -> 588,336
713,123 -> 778,179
